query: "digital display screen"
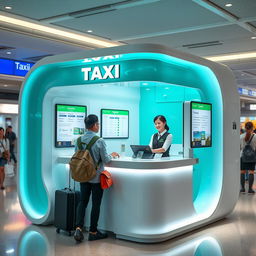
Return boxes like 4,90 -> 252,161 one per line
191,102 -> 212,148
101,109 -> 129,139
55,104 -> 87,147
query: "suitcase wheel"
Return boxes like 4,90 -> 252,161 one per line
56,228 -> 60,233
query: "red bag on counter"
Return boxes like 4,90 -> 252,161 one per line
100,170 -> 113,189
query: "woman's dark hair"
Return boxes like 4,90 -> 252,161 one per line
84,115 -> 98,129
153,115 -> 169,131
245,121 -> 254,142
0,127 -> 5,138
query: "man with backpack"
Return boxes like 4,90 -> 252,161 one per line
74,114 -> 119,242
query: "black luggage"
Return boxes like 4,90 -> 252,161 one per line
54,174 -> 80,236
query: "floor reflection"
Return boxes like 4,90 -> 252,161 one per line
18,226 -> 51,256
0,177 -> 254,256
15,221 -> 242,256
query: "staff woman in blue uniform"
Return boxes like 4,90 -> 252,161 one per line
149,115 -> 172,157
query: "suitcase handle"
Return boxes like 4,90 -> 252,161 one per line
68,166 -> 76,191
68,165 -> 77,230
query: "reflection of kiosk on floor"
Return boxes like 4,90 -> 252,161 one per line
18,44 -> 240,242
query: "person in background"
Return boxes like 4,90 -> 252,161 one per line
240,121 -> 256,194
0,127 -> 10,190
74,114 -> 119,242
149,115 -> 172,157
5,126 -> 17,165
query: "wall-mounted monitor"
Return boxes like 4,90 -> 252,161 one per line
191,101 -> 212,148
101,109 -> 129,139
55,104 -> 87,147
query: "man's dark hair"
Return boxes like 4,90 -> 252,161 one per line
84,115 -> 98,129
7,125 -> 12,129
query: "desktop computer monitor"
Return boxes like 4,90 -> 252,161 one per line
130,145 -> 154,159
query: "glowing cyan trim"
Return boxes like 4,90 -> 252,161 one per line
19,51 -> 223,226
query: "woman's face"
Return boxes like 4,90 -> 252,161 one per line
0,129 -> 4,137
246,127 -> 253,133
154,119 -> 165,133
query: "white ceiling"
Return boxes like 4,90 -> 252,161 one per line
0,0 -> 255,94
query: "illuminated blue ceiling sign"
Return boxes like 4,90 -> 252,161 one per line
238,87 -> 256,97
0,58 -> 34,77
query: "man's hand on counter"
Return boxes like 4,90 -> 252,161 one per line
111,152 -> 120,159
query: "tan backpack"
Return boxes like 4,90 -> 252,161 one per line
69,136 -> 100,182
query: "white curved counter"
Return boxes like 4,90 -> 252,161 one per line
57,155 -> 198,242
56,155 -> 198,169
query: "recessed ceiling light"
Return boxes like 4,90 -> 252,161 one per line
225,3 -> 232,7
145,88 -> 150,91
142,82 -> 148,86
5,6 -> 12,10
251,37 -> 256,40
6,51 -> 11,55
4,84 -> 8,87
6,248 -> 15,254
87,30 -> 93,33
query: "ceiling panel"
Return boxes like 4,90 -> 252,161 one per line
54,0 -> 227,40
0,30 -> 86,61
124,25 -> 254,56
0,0 -> 121,20
211,0 -> 256,19
0,77 -> 21,92
0,0 -> 256,93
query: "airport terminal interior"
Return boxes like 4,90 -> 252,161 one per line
0,0 -> 256,255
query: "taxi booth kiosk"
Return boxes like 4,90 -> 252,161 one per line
18,44 -> 240,242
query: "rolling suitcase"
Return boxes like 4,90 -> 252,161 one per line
54,173 -> 80,236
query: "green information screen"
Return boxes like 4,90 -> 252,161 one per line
191,102 -> 212,148
55,104 -> 87,147
101,109 -> 129,139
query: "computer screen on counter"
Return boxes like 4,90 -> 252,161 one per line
101,109 -> 129,139
191,101 -> 212,148
130,145 -> 154,159
55,104 -> 87,147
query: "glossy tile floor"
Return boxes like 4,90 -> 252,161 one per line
1,175 -> 256,256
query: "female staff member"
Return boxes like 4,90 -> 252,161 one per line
149,115 -> 172,157
0,127 -> 10,190
240,121 -> 256,194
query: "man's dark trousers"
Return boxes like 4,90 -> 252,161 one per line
76,182 -> 103,232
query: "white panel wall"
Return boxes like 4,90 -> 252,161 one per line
42,82 -> 140,192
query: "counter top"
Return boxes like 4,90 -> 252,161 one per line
57,155 -> 198,169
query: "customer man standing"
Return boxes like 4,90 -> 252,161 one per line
5,126 -> 17,164
74,114 -> 119,242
